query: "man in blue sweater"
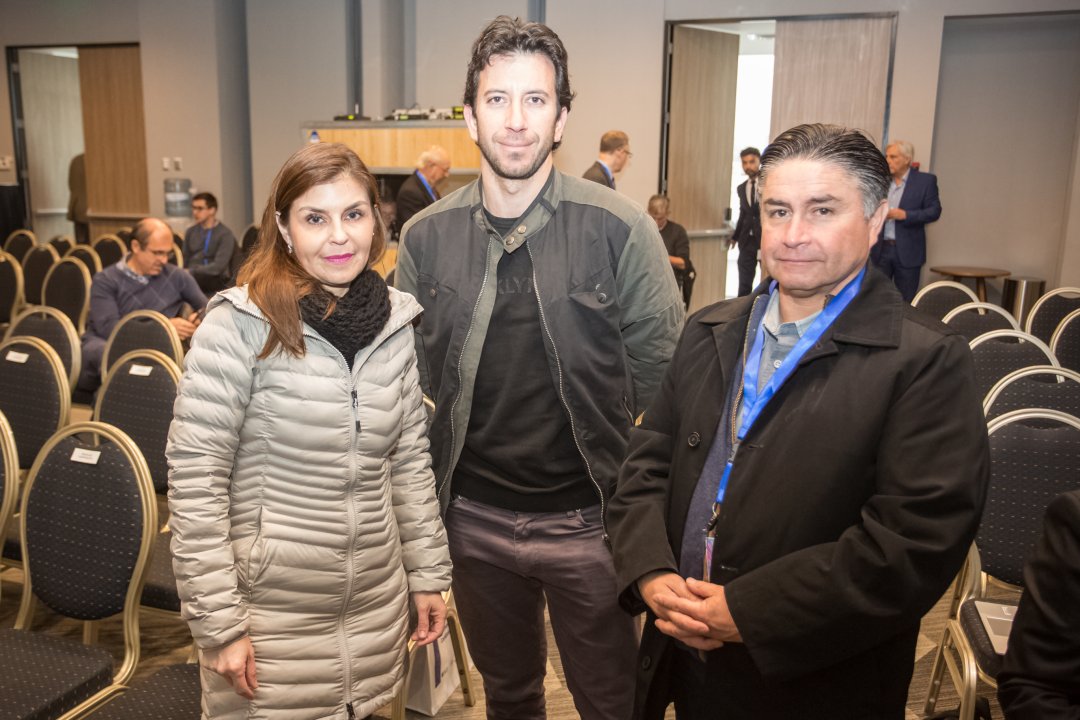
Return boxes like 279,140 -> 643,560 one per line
78,217 -> 206,391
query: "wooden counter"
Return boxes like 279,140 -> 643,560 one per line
302,120 -> 481,173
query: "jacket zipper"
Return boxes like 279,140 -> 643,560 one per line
436,240 -> 493,503
525,242 -> 609,538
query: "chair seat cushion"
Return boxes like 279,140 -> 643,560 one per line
0,628 -> 114,719
958,598 -> 1019,680
140,530 -> 181,612
90,663 -> 201,720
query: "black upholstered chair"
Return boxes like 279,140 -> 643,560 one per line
42,256 -> 93,335
1,249 -> 25,327
93,234 -> 127,268
0,421 -> 156,720
1050,308 -> 1080,374
0,335 -> 70,471
1025,287 -> 1080,346
0,410 -> 17,606
20,244 -> 60,306
48,234 -> 73,257
168,237 -> 184,268
912,280 -> 980,320
66,243 -> 103,275
5,305 -> 82,391
968,329 -> 1057,404
943,302 -> 1020,343
102,310 -> 184,378
924,409 -> 1080,720
241,223 -> 258,257
984,365 -> 1080,422
3,229 -> 36,263
88,663 -> 200,720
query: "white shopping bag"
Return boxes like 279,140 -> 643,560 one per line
404,625 -> 461,716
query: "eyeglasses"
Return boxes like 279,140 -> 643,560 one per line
192,205 -> 208,212
621,148 -> 633,158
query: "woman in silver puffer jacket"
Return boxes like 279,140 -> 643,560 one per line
167,143 -> 451,720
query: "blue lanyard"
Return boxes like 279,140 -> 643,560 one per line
415,171 -> 437,202
714,266 -> 866,507
202,228 -> 212,265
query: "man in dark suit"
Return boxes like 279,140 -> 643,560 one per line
608,123 -> 988,720
870,140 -> 942,301
394,145 -> 450,235
998,489 -> 1080,719
731,147 -> 761,296
583,130 -> 630,189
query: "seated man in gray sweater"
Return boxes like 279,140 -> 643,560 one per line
182,191 -> 237,294
78,217 -> 207,392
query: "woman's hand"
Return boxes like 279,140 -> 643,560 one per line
411,591 -> 447,647
201,635 -> 258,699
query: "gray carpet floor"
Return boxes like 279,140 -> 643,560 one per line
0,566 -> 1006,719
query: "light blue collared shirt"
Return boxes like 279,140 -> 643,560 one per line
885,169 -> 909,240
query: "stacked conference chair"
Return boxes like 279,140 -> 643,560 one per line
3,229 -> 36,263
101,310 -> 184,378
942,302 -> 1020,343
95,349 -> 183,615
0,421 -> 157,720
66,243 -> 103,275
0,249 -> 24,329
42,256 -> 93,335
0,410 -> 17,605
86,663 -> 200,720
967,330 -> 1057,403
912,280 -> 980,320
92,234 -> 126,268
924,409 -> 1080,720
20,244 -> 60,306
4,306 -> 82,392
983,365 -> 1080,422
1025,287 -> 1080,346
1049,308 -> 1080,374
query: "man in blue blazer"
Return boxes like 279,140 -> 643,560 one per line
870,140 -> 942,301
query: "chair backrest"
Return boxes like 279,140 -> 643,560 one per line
241,224 -> 259,255
0,336 -> 70,469
93,233 -> 127,268
42,256 -> 92,335
968,330 -> 1058,403
15,421 -> 155,685
3,229 -> 36,262
984,365 -> 1080,422
168,241 -> 184,268
1050,308 -> 1080,374
66,243 -> 103,275
4,305 -> 81,390
1025,287 -> 1080,345
96,350 -> 181,495
942,302 -> 1020,342
912,280 -> 980,319
48,234 -> 73,257
979,409 -> 1080,587
0,249 -> 25,325
0,410 -> 18,589
102,310 -> 183,377
20,244 -> 60,306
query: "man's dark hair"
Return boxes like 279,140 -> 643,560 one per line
759,124 -> 890,218
739,146 -> 761,159
192,192 -> 218,210
464,15 -> 575,118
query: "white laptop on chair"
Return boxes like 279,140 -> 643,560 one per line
974,600 -> 1017,655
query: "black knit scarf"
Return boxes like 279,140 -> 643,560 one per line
298,269 -> 391,368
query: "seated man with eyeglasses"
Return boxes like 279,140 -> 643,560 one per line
183,191 -> 237,294
78,217 -> 207,392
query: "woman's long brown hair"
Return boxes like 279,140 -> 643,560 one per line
237,143 -> 386,359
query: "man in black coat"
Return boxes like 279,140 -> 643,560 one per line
394,145 -> 450,236
608,124 -> 990,720
731,146 -> 761,296
998,489 -> 1080,719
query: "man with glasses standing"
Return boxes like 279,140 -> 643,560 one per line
583,130 -> 632,190
182,191 -> 237,294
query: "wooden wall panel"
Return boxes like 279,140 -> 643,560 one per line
19,50 -> 84,243
79,45 -> 149,219
667,27 -> 739,234
313,124 -> 481,172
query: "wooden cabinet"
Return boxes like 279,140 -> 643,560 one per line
302,121 -> 480,174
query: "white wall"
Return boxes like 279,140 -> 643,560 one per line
246,0 -> 350,222
361,0 -> 406,120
